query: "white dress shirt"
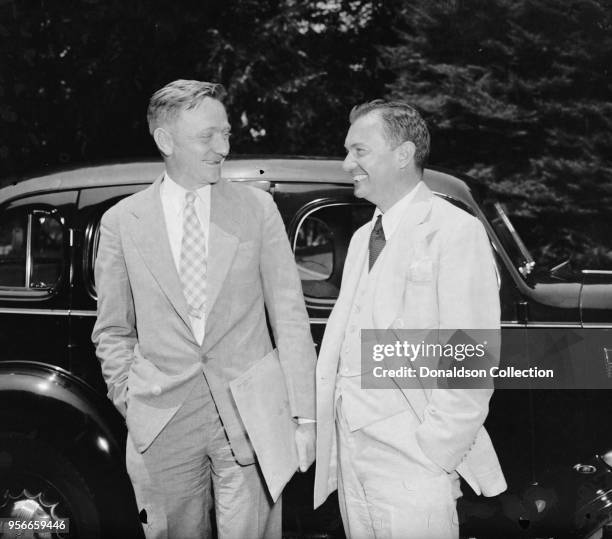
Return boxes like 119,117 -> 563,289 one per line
160,173 -> 211,345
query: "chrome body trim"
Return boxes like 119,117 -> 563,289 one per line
25,213 -> 32,287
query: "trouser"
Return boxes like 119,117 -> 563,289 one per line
335,399 -> 460,539
126,374 -> 281,539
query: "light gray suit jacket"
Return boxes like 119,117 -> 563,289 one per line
92,175 -> 316,464
314,181 -> 507,508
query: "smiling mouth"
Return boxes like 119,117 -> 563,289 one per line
353,174 -> 368,183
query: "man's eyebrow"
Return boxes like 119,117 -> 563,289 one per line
196,125 -> 231,135
344,142 -> 364,150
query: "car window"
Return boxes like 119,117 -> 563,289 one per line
294,203 -> 373,299
0,207 -> 64,289
0,209 -> 27,286
30,211 -> 65,288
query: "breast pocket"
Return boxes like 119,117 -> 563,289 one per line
407,257 -> 434,282
397,257 -> 439,329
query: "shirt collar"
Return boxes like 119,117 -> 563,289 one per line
372,181 -> 422,240
161,173 -> 210,216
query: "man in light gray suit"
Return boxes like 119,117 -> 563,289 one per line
92,80 -> 316,539
314,100 -> 506,538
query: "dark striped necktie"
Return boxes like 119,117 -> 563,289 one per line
368,214 -> 386,271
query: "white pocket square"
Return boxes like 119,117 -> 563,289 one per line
408,258 -> 434,282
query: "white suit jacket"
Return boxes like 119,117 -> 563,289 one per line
314,181 -> 507,508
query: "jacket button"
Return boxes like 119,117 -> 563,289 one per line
152,385 -> 162,396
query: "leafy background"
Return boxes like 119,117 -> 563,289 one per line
1,0 -> 611,269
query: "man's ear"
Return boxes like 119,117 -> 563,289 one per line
153,127 -> 174,156
397,140 -> 416,169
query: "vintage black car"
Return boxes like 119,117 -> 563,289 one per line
1,158 -> 611,538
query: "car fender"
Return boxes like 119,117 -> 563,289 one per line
0,360 -> 127,476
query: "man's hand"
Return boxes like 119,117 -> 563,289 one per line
295,422 -> 316,472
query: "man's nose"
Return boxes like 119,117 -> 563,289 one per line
342,154 -> 355,173
213,133 -> 230,156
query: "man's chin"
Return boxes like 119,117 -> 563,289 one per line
353,182 -> 367,199
202,163 -> 223,183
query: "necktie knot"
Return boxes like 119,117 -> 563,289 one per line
372,215 -> 384,236
185,191 -> 197,205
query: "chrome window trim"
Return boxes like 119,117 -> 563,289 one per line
84,218 -> 100,301
524,322 -> 582,328
291,201 -> 359,254
25,213 -> 32,287
581,323 -> 612,328
0,307 -> 70,316
70,309 -> 98,317
0,307 -> 98,317
292,200 -> 372,304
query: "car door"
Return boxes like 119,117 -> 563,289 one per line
0,190 -> 77,370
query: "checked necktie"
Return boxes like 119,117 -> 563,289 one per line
179,191 -> 207,319
369,214 -> 386,271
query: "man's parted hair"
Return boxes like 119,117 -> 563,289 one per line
349,99 -> 430,170
147,79 -> 227,135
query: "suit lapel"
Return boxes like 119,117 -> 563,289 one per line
390,181 -> 434,243
206,179 -> 240,318
127,175 -> 192,333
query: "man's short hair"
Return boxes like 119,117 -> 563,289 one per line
147,79 -> 227,135
349,99 -> 430,170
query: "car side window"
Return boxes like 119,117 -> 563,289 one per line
294,203 -> 372,300
0,209 -> 27,286
0,207 -> 64,289
31,211 -> 65,288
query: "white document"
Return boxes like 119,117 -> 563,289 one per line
229,348 -> 298,502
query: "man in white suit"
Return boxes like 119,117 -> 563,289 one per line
92,80 -> 316,539
313,100 -> 506,538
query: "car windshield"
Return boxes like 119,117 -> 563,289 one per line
490,202 -> 536,278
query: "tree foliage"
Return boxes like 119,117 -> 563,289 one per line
383,0 -> 612,268
0,0 -> 393,178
